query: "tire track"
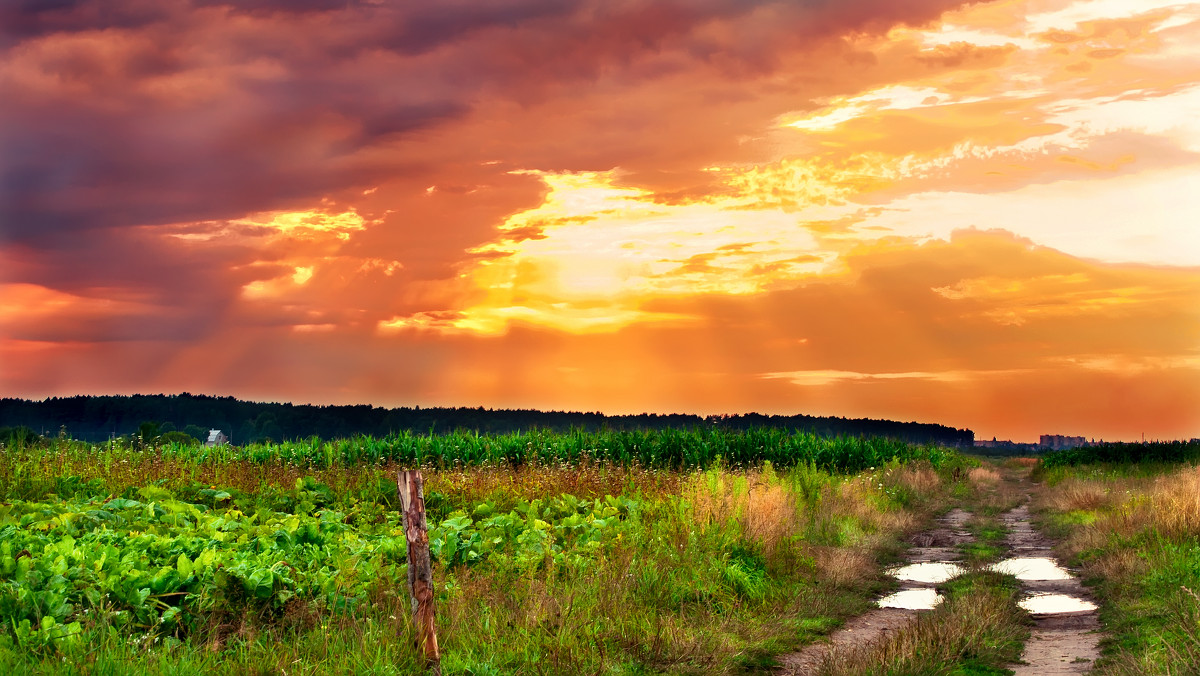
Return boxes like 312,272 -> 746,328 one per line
775,508 -> 973,675
999,500 -> 1102,675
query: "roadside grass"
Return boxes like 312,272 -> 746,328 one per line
959,522 -> 1006,567
958,543 -> 1004,566
0,441 -> 965,674
1034,461 -> 1200,675
969,464 -> 1024,517
818,571 -> 1028,676
945,460 -> 1017,566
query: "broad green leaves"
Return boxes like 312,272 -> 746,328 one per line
0,482 -> 637,653
427,494 -> 634,570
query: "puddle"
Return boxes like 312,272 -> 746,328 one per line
887,562 -> 965,583
1019,593 -> 1098,614
878,588 -> 943,610
990,557 -> 1072,581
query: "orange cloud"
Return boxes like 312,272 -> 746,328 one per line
3,0 -> 1199,443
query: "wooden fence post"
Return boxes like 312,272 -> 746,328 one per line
397,470 -> 441,675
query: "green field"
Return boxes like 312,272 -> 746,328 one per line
1038,440 -> 1200,469
129,427 -> 953,471
0,430 -> 975,674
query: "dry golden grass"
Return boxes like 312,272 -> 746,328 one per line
743,482 -> 797,559
1043,478 -> 1136,561
1058,466 -> 1200,549
1143,466 -> 1200,538
811,546 -> 874,588
683,468 -> 799,558
683,470 -> 743,527
831,477 -> 916,533
1089,547 -> 1148,584
1041,464 -> 1200,676
977,482 -> 1024,516
820,573 -> 1026,675
684,464 -> 927,564
1040,478 -> 1113,512
968,466 -> 1001,484
892,464 -> 941,497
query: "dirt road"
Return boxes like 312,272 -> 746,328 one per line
776,467 -> 1104,675
1001,492 -> 1101,674
776,508 -> 973,674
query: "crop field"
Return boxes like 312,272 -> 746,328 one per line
1037,440 -> 1200,469
0,429 -> 975,674
129,428 -> 953,472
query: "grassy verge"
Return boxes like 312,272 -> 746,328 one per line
947,463 -> 1017,566
0,438 -> 972,674
1033,461 -> 1200,674
959,518 -> 1007,566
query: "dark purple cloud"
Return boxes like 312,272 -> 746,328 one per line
1,0 -> 971,241
0,0 -> 172,45
0,0 -> 970,350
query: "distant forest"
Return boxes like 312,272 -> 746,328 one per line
0,393 -> 975,447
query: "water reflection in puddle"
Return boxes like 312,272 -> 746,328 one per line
1019,593 -> 1097,614
888,562 -> 965,583
990,557 -> 1072,581
878,588 -> 943,610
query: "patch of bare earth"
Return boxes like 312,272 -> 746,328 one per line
775,508 -> 973,675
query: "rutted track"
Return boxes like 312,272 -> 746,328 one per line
776,468 -> 1106,675
775,508 -> 973,675
1000,497 -> 1102,674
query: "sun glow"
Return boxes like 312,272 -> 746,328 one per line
447,170 -> 841,334
237,207 -> 368,240
446,0 -> 1200,337
4,0 -> 1200,440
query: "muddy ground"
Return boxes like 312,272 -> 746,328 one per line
775,471 -> 1103,675
775,508 -> 972,674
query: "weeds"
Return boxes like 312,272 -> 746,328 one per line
819,571 -> 1028,675
1035,460 -> 1200,675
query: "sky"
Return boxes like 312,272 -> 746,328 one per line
2,0 -> 1199,442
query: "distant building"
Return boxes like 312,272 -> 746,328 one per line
974,437 -> 1041,454
1040,434 -> 1087,450
205,429 -> 228,447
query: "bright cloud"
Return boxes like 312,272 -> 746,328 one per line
3,0 -> 1199,441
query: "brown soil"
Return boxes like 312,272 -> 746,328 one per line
774,607 -> 919,675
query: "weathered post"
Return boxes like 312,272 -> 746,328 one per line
397,470 -> 441,675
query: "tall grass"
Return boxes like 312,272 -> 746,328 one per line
1036,462 -> 1200,675
4,427 -> 955,472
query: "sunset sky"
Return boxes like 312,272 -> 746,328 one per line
2,0 -> 1199,442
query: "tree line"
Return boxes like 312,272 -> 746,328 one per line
0,393 -> 975,447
